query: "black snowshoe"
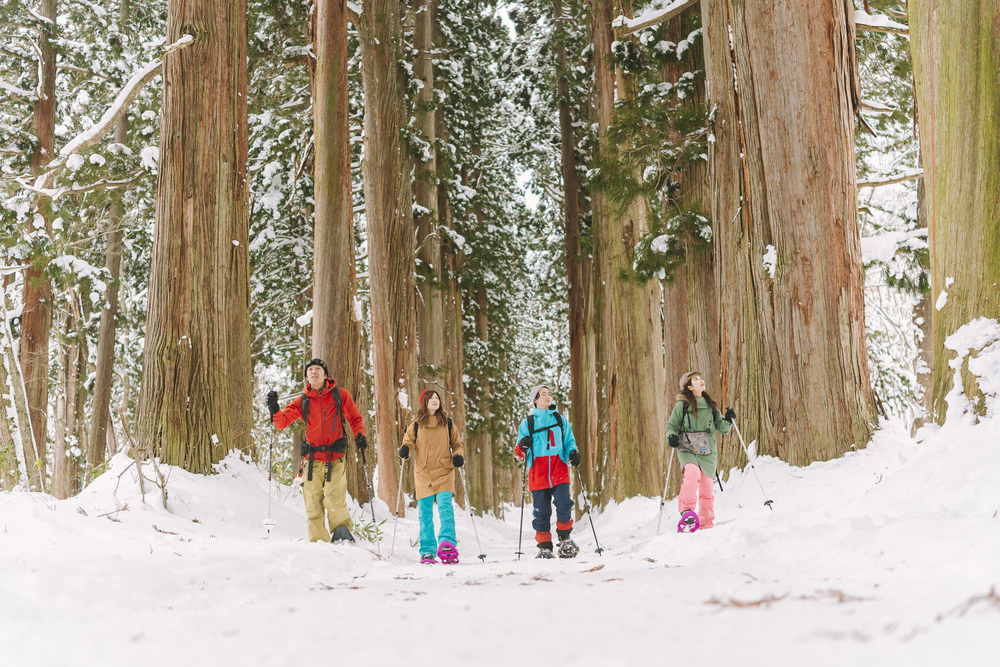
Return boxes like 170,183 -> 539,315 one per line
557,539 -> 579,558
331,526 -> 356,544
535,547 -> 555,559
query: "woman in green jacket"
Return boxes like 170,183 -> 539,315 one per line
665,372 -> 735,532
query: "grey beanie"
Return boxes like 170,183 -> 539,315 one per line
678,371 -> 700,391
528,384 -> 548,408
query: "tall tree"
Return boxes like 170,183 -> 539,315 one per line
358,0 -> 417,510
136,0 -> 252,472
414,0 -> 447,399
555,0 -> 599,492
591,0 -> 667,501
702,0 -> 876,467
311,0 -> 369,501
88,0 -> 133,471
20,0 -> 58,488
908,0 -> 1000,420
1,283 -> 38,491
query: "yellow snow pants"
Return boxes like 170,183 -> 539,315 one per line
302,458 -> 352,542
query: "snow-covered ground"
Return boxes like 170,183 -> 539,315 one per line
2,321 -> 999,666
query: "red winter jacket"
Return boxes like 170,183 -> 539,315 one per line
272,378 -> 365,462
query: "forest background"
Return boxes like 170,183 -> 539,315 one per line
1,0 -> 997,520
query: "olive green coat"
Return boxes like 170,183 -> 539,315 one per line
401,417 -> 465,500
665,396 -> 732,479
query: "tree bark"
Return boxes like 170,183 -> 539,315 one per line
591,0 -> 666,501
1,287 -> 38,491
87,112 -> 128,471
359,0 -> 417,511
908,0 -> 1000,421
136,0 -> 252,473
311,0 -> 369,502
703,0 -> 876,469
20,0 -> 58,489
414,0 -> 447,400
558,0 -> 599,498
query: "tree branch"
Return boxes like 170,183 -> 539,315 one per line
854,10 -> 909,36
346,2 -> 361,24
858,169 -> 923,188
31,34 -> 195,192
612,0 -> 698,37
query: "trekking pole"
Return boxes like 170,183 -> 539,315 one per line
732,422 -> 773,509
457,467 -> 487,561
574,467 -> 604,556
263,428 -> 277,536
515,457 -> 528,561
359,448 -> 383,556
389,457 -> 406,557
655,447 -> 676,536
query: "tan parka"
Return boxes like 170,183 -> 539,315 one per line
402,416 -> 465,500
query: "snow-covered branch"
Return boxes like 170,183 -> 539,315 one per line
860,99 -> 897,116
612,0 -> 698,37
31,34 -> 195,193
855,10 -> 909,36
858,169 -> 923,188
346,2 -> 362,23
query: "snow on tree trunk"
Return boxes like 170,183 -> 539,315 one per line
908,0 -> 1000,421
311,0 -> 369,503
702,0 -> 876,467
592,0 -> 667,502
88,109 -> 128,471
1,287 -> 39,491
136,0 -> 252,473
20,0 -> 58,486
558,0 -> 599,499
359,0 -> 417,511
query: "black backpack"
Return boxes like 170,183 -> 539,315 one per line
525,410 -> 566,457
299,385 -> 353,481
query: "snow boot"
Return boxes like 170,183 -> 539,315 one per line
331,526 -> 356,544
536,547 -> 555,559
677,510 -> 699,534
437,540 -> 459,564
557,539 -> 580,558
420,554 -> 437,564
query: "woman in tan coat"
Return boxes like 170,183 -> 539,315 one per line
399,390 -> 465,563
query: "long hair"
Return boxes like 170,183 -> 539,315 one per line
415,390 -> 448,427
676,374 -> 718,417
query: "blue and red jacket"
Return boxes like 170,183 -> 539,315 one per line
516,407 -> 578,491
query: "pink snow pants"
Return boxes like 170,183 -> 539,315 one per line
678,463 -> 714,528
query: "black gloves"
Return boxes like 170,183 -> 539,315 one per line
518,436 -> 532,454
266,390 -> 279,418
724,408 -> 736,423
452,454 -> 464,468
399,444 -> 410,460
668,434 -> 680,448
355,434 -> 368,451
568,450 -> 581,467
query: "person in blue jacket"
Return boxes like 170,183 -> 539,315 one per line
516,385 -> 581,558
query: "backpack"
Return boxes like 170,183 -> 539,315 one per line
411,417 -> 453,444
525,411 -> 566,460
299,385 -> 353,482
679,401 -> 719,457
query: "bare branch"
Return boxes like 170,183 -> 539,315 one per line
858,169 -> 923,188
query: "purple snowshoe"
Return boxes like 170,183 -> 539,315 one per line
677,510 -> 700,534
420,554 -> 437,564
437,540 -> 459,564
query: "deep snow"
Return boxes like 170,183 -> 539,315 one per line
2,321 -> 999,666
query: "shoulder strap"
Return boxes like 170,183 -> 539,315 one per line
413,420 -> 418,442
448,418 -> 453,442
301,392 -> 310,427
528,415 -> 535,434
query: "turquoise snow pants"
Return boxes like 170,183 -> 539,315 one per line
417,492 -> 456,556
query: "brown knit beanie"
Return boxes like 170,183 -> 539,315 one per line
678,371 -> 700,392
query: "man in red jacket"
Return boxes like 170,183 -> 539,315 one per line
267,359 -> 368,543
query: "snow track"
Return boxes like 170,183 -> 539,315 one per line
2,409 -> 998,666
